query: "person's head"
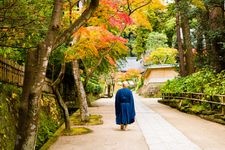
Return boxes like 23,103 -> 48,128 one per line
122,82 -> 128,88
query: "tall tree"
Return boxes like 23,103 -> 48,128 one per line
72,60 -> 89,121
175,6 -> 186,76
15,0 -> 99,149
67,0 -> 133,96
174,0 -> 194,75
180,0 -> 195,75
207,0 -> 225,72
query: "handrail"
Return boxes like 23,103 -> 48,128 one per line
162,92 -> 225,116
162,92 -> 225,106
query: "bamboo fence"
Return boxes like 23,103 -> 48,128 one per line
0,56 -> 24,86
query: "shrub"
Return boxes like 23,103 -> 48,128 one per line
85,79 -> 103,95
161,68 -> 225,95
190,104 -> 206,114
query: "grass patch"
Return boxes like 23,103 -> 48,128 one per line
71,113 -> 103,125
62,127 -> 92,136
40,112 -> 103,150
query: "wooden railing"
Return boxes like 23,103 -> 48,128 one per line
162,92 -> 225,115
0,56 -> 24,86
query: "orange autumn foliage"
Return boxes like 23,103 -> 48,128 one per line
65,26 -> 128,64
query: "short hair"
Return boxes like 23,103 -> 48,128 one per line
122,82 -> 128,88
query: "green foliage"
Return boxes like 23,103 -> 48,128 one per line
85,78 -> 103,95
204,70 -> 225,95
129,27 -> 151,58
147,5 -> 176,47
46,46 -> 67,80
161,77 -> 187,93
0,0 -> 52,46
0,0 -> 53,63
190,104 -> 207,114
183,69 -> 215,93
161,68 -> 225,95
181,99 -> 191,106
160,17 -> 176,47
36,111 -> 60,150
146,32 -> 168,51
144,47 -> 177,65
0,83 -> 21,150
135,77 -> 144,91
0,83 -> 63,150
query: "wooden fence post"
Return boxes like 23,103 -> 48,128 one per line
222,97 -> 225,115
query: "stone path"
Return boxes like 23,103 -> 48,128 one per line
49,93 -> 225,150
135,94 -> 200,150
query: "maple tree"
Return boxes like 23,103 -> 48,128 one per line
125,69 -> 141,80
64,0 -> 134,91
66,26 -> 128,86
61,0 -> 154,102
123,0 -> 164,28
115,69 -> 141,86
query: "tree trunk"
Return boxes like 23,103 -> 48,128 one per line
15,45 -> 54,150
196,27 -> 204,67
181,12 -> 195,75
107,84 -> 111,97
15,22 -> 60,148
15,0 -> 99,149
15,1 -> 63,149
175,1 -> 186,76
53,86 -> 71,130
72,60 -> 89,122
208,1 -> 224,72
195,6 -> 209,68
52,61 -> 71,131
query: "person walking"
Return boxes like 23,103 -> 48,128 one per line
115,82 -> 136,130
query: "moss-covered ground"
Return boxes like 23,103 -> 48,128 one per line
40,112 -> 103,150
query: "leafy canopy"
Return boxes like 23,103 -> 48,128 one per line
65,26 -> 128,63
144,47 -> 178,65
146,32 -> 168,51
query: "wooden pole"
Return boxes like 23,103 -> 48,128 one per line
221,97 -> 225,115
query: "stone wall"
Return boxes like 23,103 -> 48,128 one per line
0,83 -> 62,150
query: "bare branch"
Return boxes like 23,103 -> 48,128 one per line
128,0 -> 151,15
126,0 -> 132,14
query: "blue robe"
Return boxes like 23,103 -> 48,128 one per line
115,88 -> 136,125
